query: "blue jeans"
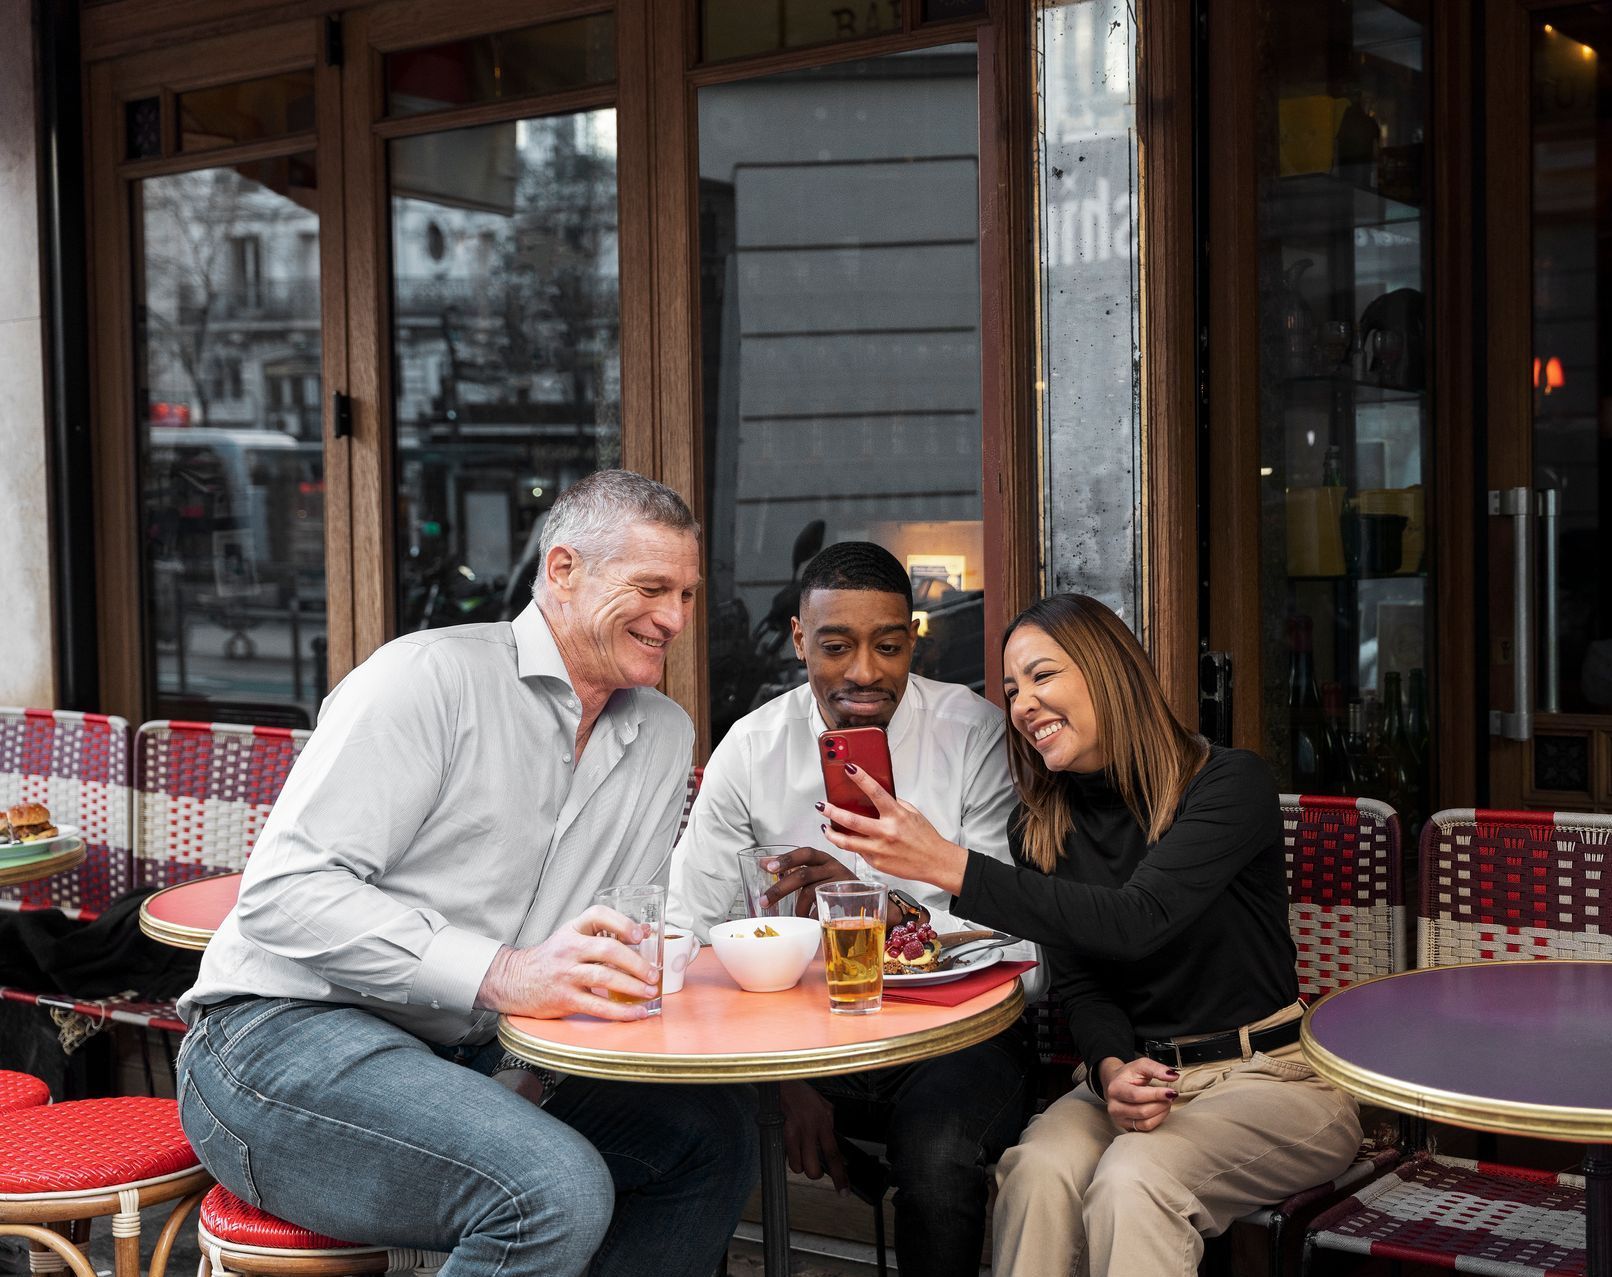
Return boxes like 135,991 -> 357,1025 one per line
814,1022 -> 1030,1277
176,998 -> 757,1277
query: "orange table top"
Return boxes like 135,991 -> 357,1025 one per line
0,839 -> 85,889
499,955 -> 1026,1083
139,872 -> 243,950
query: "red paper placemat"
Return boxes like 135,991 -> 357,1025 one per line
883,960 -> 1036,1007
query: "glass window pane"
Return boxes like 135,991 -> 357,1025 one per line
924,0 -> 986,20
702,0 -> 905,63
385,15 -> 614,118
698,46 -> 983,744
135,153 -> 326,728
126,96 -> 162,160
1037,0 -> 1141,625
1532,11 -> 1609,715
178,72 -> 316,153
390,112 -> 621,633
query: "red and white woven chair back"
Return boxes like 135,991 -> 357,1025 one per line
1281,794 -> 1407,1001
134,721 -> 310,889
1419,807 -> 1612,967
0,708 -> 133,918
675,766 -> 703,840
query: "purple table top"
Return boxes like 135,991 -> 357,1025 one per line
1303,961 -> 1612,1141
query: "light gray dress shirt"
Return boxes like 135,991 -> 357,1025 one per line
667,675 -> 1045,999
179,603 -> 695,1045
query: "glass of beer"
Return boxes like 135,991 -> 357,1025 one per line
593,884 -> 665,1014
815,880 -> 887,1015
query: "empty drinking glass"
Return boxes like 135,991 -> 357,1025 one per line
736,846 -> 794,918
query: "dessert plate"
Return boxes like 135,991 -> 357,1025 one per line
884,946 -> 1003,986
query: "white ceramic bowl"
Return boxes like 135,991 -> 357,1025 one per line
708,916 -> 821,992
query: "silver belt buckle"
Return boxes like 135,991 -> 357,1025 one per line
1146,1038 -> 1185,1069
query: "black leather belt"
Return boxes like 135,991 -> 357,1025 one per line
1141,1016 -> 1302,1068
194,993 -> 257,1023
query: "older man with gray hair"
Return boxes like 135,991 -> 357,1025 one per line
176,470 -> 756,1277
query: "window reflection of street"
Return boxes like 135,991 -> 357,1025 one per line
697,47 -> 988,744
389,111 -> 620,635
136,155 -> 326,727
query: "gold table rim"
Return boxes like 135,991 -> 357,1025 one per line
1301,960 -> 1612,1144
0,839 -> 85,889
499,981 -> 1026,1083
137,875 -> 240,952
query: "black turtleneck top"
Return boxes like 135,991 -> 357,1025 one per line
954,746 -> 1297,1081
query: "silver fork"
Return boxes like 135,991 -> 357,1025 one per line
945,933 -> 1023,964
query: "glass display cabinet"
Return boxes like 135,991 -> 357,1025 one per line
1254,0 -> 1432,830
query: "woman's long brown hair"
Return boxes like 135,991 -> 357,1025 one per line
1005,594 -> 1209,872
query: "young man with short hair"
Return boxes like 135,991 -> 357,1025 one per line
669,540 -> 1039,1277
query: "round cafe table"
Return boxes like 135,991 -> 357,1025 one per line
138,872 -> 243,949
500,955 -> 1025,1277
0,837 -> 84,889
1302,960 -> 1612,1276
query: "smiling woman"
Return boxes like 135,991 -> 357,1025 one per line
818,591 -> 1364,1277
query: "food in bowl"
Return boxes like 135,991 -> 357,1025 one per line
709,916 -> 820,992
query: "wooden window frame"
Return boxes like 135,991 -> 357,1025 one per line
76,0 -> 1195,759
85,18 -> 353,723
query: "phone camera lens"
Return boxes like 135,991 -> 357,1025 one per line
826,749 -> 837,759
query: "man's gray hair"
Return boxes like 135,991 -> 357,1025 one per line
534,470 -> 699,592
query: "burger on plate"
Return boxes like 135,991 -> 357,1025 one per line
6,803 -> 58,843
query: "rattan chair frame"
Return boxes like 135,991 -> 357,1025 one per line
0,1167 -> 212,1277
196,1225 -> 445,1277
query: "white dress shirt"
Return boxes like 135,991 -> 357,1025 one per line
179,604 -> 695,1045
668,675 -> 1045,999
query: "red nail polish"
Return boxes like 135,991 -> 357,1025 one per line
814,801 -> 825,811
1164,1090 -> 1179,1100
1164,1069 -> 1180,1079
821,823 -> 828,833
845,763 -> 859,774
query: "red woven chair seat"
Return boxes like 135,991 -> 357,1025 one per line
1306,1152 -> 1586,1275
0,1097 -> 200,1194
199,1186 -> 367,1252
0,1071 -> 50,1114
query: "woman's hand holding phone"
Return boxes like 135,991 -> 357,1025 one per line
818,764 -> 970,897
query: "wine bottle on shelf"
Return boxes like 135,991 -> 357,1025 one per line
1321,682 -> 1349,792
1405,668 -> 1430,765
1287,616 -> 1324,791
1381,672 -> 1419,820
1344,701 -> 1372,796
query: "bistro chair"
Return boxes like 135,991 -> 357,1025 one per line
0,708 -> 133,919
1223,793 -> 1408,1277
132,720 -> 310,891
1300,806 -> 1610,1276
0,1096 -> 210,1277
196,1186 -> 446,1277
0,1071 -> 50,1114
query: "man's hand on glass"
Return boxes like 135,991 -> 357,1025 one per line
476,905 -> 660,1021
759,846 -> 860,917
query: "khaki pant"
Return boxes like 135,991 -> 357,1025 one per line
992,1004 -> 1362,1277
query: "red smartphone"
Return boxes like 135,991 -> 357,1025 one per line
818,727 -> 896,832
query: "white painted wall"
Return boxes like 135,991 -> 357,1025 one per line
0,0 -> 54,707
